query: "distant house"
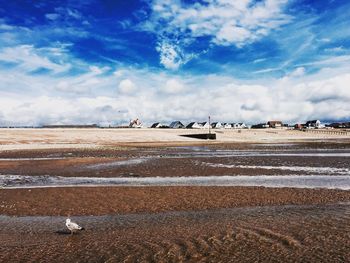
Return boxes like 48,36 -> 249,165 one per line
267,121 -> 283,128
186,122 -> 202,129
151,122 -> 161,128
223,123 -> 232,129
199,122 -> 210,129
232,123 -> 247,129
328,122 -> 350,129
169,121 -> 185,129
150,122 -> 168,128
129,118 -> 142,128
305,120 -> 321,129
251,123 -> 269,129
211,122 -> 223,129
294,123 -> 304,129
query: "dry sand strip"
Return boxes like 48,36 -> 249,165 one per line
0,128 -> 349,151
1,186 -> 349,216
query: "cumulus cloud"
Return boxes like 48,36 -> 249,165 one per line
1,66 -> 350,126
163,79 -> 185,94
144,0 -> 292,68
0,40 -> 348,126
288,67 -> 306,77
118,79 -> 137,94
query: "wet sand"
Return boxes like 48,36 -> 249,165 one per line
1,203 -> 349,262
1,141 -> 350,262
1,186 -> 350,216
0,142 -> 350,178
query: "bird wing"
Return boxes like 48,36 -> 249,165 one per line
68,221 -> 82,230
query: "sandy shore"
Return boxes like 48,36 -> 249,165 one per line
0,128 -> 349,150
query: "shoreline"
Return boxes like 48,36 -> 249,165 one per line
0,128 -> 349,151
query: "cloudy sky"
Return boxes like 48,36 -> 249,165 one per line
0,0 -> 349,126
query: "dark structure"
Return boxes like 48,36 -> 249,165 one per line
180,133 -> 216,140
305,120 -> 321,128
251,123 -> 269,129
328,122 -> 350,129
267,121 -> 283,128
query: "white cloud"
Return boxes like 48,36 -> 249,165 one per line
163,79 -> 185,94
1,64 -> 350,126
289,67 -> 306,77
156,41 -> 183,70
0,45 -> 71,74
144,0 -> 292,68
324,46 -> 345,53
89,65 -> 110,75
45,13 -> 60,20
0,44 -> 349,125
118,79 -> 137,94
67,9 -> 82,20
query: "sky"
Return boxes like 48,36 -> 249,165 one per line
0,0 -> 350,126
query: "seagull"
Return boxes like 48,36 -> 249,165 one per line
65,218 -> 85,235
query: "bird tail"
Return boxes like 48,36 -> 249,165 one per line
81,227 -> 85,231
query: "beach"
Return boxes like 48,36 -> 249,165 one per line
0,128 -> 350,262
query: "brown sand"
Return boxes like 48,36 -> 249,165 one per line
0,142 -> 349,177
1,141 -> 350,262
1,203 -> 349,262
1,186 -> 349,216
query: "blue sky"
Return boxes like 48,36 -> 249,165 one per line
0,0 -> 349,126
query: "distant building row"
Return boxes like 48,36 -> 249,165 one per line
151,121 -> 248,129
150,120 -> 350,129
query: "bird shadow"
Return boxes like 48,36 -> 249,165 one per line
54,230 -> 85,235
54,230 -> 72,235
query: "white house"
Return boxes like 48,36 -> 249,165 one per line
306,120 -> 322,129
129,118 -> 142,128
199,122 -> 210,129
211,122 -> 223,129
150,122 -> 167,128
223,123 -> 232,129
186,122 -> 202,129
169,121 -> 185,129
232,123 -> 247,129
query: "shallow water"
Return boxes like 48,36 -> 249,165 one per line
201,162 -> 350,175
1,174 -> 350,190
83,157 -> 151,169
163,147 -> 350,158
